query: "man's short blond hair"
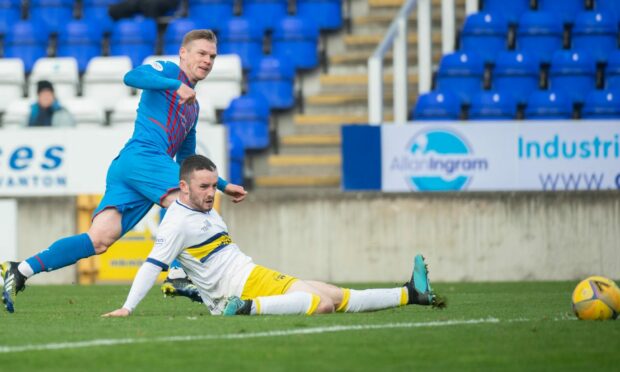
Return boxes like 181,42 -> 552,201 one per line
182,29 -> 217,47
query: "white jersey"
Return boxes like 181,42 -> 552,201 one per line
148,200 -> 255,314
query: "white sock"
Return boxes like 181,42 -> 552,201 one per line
166,267 -> 187,280
18,261 -> 34,278
340,288 -> 407,313
251,292 -> 320,315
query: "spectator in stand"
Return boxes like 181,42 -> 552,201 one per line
109,0 -> 181,20
28,80 -> 75,127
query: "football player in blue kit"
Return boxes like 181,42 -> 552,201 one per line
1,29 -> 247,313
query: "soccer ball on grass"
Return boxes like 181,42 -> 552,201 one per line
572,276 -> 620,320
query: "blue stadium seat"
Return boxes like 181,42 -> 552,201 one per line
248,55 -> 295,109
549,50 -> 596,103
296,0 -> 343,31
272,16 -> 319,70
481,0 -> 529,23
516,11 -> 563,64
29,0 -> 75,34
596,0 -> 620,19
411,90 -> 461,121
524,90 -> 573,119
188,0 -> 234,32
435,51 -> 484,104
57,19 -> 103,73
163,18 -> 199,55
82,0 -> 117,34
606,50 -> 620,90
572,11 -> 618,63
218,17 -> 264,70
538,0 -> 584,24
4,20 -> 50,73
110,17 -> 157,67
582,90 -> 620,119
460,12 -> 508,63
228,129 -> 245,185
242,0 -> 288,33
469,91 -> 517,120
493,51 -> 540,104
223,93 -> 270,150
0,0 -> 21,32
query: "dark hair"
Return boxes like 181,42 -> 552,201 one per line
37,80 -> 54,94
182,29 -> 217,47
180,155 -> 217,183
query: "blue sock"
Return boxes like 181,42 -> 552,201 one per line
26,233 -> 96,274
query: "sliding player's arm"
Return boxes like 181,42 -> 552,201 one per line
123,61 -> 196,104
102,224 -> 186,317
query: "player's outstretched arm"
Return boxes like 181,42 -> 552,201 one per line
223,183 -> 248,203
123,62 -> 182,91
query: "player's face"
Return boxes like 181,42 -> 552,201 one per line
180,39 -> 217,84
182,169 -> 218,212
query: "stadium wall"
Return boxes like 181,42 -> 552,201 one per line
221,191 -> 620,283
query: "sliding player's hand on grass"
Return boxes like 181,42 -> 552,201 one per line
224,183 -> 248,203
102,308 -> 131,318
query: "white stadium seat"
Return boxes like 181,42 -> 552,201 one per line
0,59 -> 25,112
83,56 -> 133,111
110,95 -> 141,127
63,98 -> 105,127
29,57 -> 79,101
194,54 -> 242,110
142,55 -> 180,65
197,94 -> 217,125
2,99 -> 31,128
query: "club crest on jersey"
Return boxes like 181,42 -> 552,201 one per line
201,219 -> 211,232
150,61 -> 164,71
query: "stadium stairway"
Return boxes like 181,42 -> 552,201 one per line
250,0 -> 465,190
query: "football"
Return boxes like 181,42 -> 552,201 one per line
572,276 -> 620,320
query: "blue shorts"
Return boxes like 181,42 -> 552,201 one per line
93,145 -> 180,235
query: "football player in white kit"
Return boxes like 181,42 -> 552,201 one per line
103,155 -> 445,317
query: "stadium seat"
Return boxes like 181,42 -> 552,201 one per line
606,50 -> 620,90
248,55 -> 295,109
572,11 -> 619,63
163,18 -> 199,55
549,50 -> 596,103
272,16 -> 319,70
2,98 -> 31,127
4,20 -> 50,74
82,0 -> 116,34
296,0 -> 343,31
83,56 -> 133,111
0,0 -> 20,35
57,19 -> 103,73
29,57 -> 79,101
196,95 -> 217,125
110,94 -> 141,126
228,129 -> 245,185
481,0 -> 529,23
468,91 -> 517,120
110,17 -> 157,67
435,51 -> 485,104
411,90 -> 461,121
582,90 -> 620,119
218,17 -> 264,70
596,0 -> 620,19
516,11 -> 563,64
29,0 -> 75,34
493,51 -> 540,104
63,97 -> 105,126
459,12 -> 508,63
222,93 -> 270,150
524,90 -> 573,119
0,59 -> 25,113
537,0 -> 585,24
188,0 -> 234,33
194,54 -> 242,110
242,0 -> 288,33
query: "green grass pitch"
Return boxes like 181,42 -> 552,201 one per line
1,281 -> 619,371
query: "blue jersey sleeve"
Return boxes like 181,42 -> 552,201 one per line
124,61 -> 183,91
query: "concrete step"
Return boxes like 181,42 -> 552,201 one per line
280,133 -> 341,146
329,49 -> 443,67
266,154 -> 341,176
293,113 -> 393,126
368,0 -> 466,9
320,73 -> 419,86
254,175 -> 341,188
343,32 -> 442,51
306,91 -> 417,106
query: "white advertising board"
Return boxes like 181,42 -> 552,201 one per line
0,126 -> 228,196
381,121 -> 620,192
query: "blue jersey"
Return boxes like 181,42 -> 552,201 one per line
123,60 -> 199,164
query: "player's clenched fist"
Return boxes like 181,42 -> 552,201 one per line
176,83 -> 196,105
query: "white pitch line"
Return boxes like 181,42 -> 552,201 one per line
0,318 -> 501,354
